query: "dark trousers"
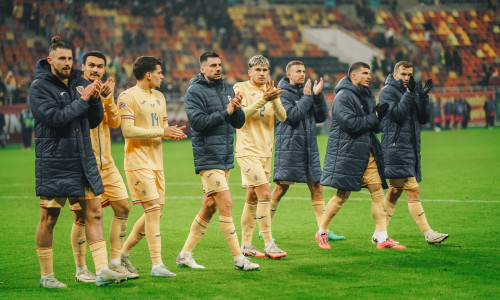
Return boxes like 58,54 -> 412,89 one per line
22,127 -> 32,148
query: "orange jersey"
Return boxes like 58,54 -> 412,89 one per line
118,85 -> 168,171
90,96 -> 121,170
234,80 -> 286,157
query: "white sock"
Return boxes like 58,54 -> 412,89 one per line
109,258 -> 120,267
265,242 -> 274,249
375,231 -> 388,243
41,273 -> 54,279
234,254 -> 245,262
96,266 -> 110,274
76,265 -> 88,273
318,228 -> 327,235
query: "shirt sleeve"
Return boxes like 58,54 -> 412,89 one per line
271,97 -> 287,122
118,92 -> 163,138
102,95 -> 121,128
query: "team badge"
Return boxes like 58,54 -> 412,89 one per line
76,86 -> 84,95
215,180 -> 221,187
141,100 -> 147,104
141,189 -> 147,196
156,99 -> 161,106
119,102 -> 127,109
253,175 -> 259,181
251,93 -> 256,96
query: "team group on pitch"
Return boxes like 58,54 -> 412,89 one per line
30,36 -> 448,288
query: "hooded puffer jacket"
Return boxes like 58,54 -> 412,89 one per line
321,76 -> 387,191
29,59 -> 104,197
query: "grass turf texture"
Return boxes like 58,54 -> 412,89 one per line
0,128 -> 499,299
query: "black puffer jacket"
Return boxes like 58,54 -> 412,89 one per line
184,73 -> 245,174
273,77 -> 327,183
379,74 -> 430,182
29,59 -> 104,197
321,77 -> 387,191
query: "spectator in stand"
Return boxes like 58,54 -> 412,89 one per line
452,49 -> 462,76
0,76 -> 6,105
484,97 -> 496,128
489,68 -> 500,87
431,40 -> 443,66
5,71 -> 17,105
12,0 -> 23,31
444,48 -> 453,72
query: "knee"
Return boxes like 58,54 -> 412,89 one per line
336,190 -> 351,204
73,211 -> 85,224
85,205 -> 103,222
258,190 -> 271,201
273,183 -> 289,197
113,201 -> 131,218
44,214 -> 59,228
203,199 -> 218,216
406,187 -> 420,199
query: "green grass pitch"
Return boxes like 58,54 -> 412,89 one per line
0,128 -> 499,299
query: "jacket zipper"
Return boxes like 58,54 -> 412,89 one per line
215,84 -> 230,168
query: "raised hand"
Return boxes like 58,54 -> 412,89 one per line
263,80 -> 283,101
226,92 -> 242,115
100,77 -> 115,99
313,77 -> 324,95
407,75 -> 416,93
303,79 -> 312,95
373,103 -> 389,120
164,125 -> 187,141
421,78 -> 433,96
81,81 -> 100,102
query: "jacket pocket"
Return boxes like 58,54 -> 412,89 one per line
52,138 -> 60,156
392,127 -> 402,146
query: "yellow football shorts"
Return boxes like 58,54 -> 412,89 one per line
389,177 -> 419,190
200,169 -> 230,197
361,153 -> 382,186
39,181 -> 100,210
125,169 -> 165,205
237,156 -> 271,189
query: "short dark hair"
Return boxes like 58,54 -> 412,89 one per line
394,61 -> 413,73
348,62 -> 370,77
133,56 -> 162,80
83,50 -> 107,66
48,36 -> 71,53
285,60 -> 304,74
199,51 -> 220,65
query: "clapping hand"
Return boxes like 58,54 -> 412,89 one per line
303,79 -> 312,95
263,80 -> 283,101
226,91 -> 242,115
313,77 -> 324,95
100,77 -> 115,100
407,76 -> 416,93
164,125 -> 187,141
374,103 -> 389,120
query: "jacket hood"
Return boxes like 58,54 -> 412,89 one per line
33,58 -> 83,83
189,73 -> 223,87
384,74 -> 406,92
278,77 -> 303,94
335,76 -> 373,99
